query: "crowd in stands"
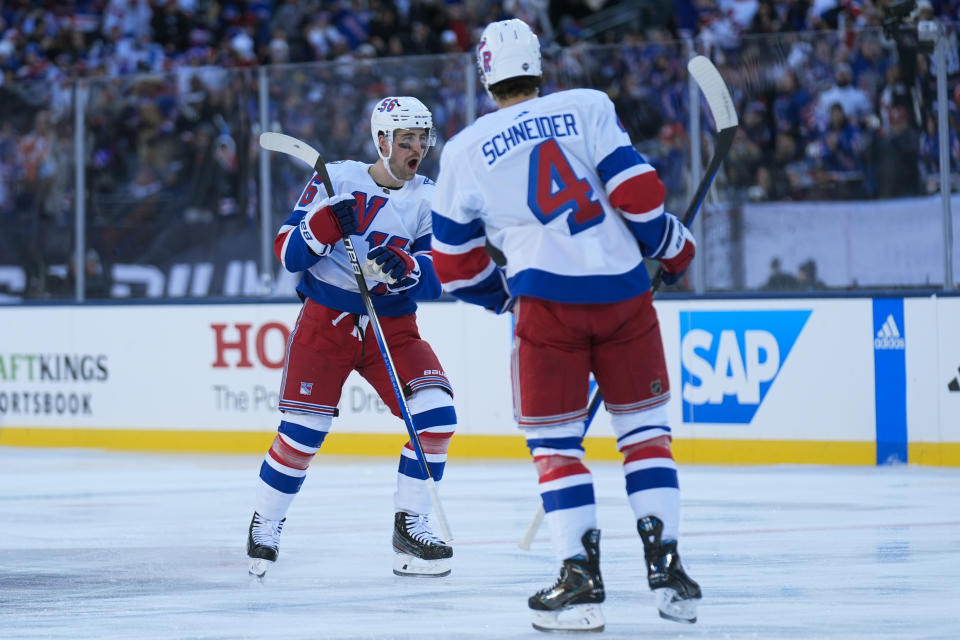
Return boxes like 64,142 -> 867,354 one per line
1,0 -> 959,298
716,2 -> 960,201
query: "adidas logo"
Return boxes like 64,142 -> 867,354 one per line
949,367 -> 960,392
874,314 -> 905,350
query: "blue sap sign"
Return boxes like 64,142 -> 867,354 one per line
680,310 -> 812,424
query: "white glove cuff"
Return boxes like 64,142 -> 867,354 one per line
652,213 -> 696,260
299,209 -> 333,257
661,223 -> 695,260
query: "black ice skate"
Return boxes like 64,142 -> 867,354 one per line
638,515 -> 701,623
392,511 -> 452,577
528,529 -> 605,632
247,511 -> 285,578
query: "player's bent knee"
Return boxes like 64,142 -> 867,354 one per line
533,454 -> 588,479
408,386 -> 455,413
278,411 -> 332,449
409,388 -> 457,432
407,387 -> 456,455
418,427 -> 454,455
268,434 -> 317,470
522,421 -> 586,460
620,434 -> 674,462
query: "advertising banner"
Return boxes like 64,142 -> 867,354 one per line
1,296 -> 957,465
0,302 -> 513,435
584,298 -> 877,447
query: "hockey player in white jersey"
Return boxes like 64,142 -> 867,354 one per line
247,96 -> 456,579
431,19 -> 701,632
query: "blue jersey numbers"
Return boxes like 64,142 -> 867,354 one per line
527,138 -> 604,235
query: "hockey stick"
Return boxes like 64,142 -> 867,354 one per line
260,131 -> 453,542
517,55 -> 739,550
650,55 -> 738,290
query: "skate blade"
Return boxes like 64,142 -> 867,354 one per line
530,604 -> 605,632
392,553 -> 451,577
656,588 -> 699,624
248,558 -> 273,578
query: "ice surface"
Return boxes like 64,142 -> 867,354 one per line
1,447 -> 958,639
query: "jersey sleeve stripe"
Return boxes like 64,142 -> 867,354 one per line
431,211 -> 486,246
276,226 -> 295,267
275,222 -> 330,272
596,145 -> 646,183
621,202 -> 665,224
605,163 -> 654,195
609,171 -> 665,218
411,234 -> 432,255
436,264 -> 509,310
433,248 -> 494,289
432,234 -> 486,255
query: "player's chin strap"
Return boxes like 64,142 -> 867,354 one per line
376,131 -> 431,184
377,132 -> 403,183
259,131 -> 453,544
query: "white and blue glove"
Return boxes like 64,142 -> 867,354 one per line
653,213 -> 696,286
364,245 -> 421,292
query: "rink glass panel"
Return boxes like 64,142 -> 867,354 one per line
700,27 -> 956,291
0,27 -> 956,302
81,68 -> 261,299
0,79 -> 77,301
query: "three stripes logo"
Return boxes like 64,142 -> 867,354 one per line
874,314 -> 905,350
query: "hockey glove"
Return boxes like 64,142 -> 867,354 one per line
365,245 -> 421,292
654,213 -> 696,286
299,194 -> 359,255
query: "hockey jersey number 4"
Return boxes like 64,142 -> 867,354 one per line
431,88 -> 670,309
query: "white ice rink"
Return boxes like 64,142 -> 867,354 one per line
1,446 -> 958,640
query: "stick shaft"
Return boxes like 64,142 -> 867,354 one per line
650,125 -> 737,290
262,133 -> 452,541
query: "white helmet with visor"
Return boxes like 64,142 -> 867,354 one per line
370,96 -> 436,164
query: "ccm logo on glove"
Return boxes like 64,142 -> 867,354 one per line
299,194 -> 360,255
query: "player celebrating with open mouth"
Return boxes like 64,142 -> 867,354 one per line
247,96 -> 457,580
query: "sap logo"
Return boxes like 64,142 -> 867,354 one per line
680,310 -> 812,424
874,314 -> 905,350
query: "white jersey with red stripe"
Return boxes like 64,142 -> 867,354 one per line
431,88 -> 669,310
275,160 -> 440,317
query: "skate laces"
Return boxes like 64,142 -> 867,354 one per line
251,513 -> 284,547
403,513 -> 444,546
536,569 -> 568,597
536,558 -> 582,597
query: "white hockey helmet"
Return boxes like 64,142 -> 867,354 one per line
370,96 -> 436,163
476,19 -> 542,90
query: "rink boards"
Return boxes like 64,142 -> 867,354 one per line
1,296 -> 958,466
